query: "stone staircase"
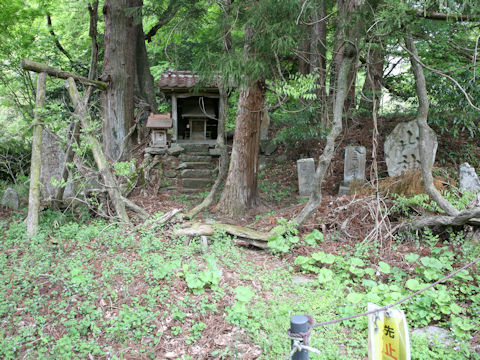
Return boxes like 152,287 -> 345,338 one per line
177,144 -> 216,194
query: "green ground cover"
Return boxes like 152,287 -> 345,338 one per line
0,209 -> 479,359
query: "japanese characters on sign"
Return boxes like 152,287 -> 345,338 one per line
368,303 -> 411,360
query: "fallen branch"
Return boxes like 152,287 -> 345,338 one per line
121,196 -> 149,220
174,222 -> 272,249
403,208 -> 480,231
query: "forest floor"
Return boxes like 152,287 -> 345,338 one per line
1,117 -> 480,359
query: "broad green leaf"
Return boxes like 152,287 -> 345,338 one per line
234,286 -> 255,303
378,261 -> 391,274
405,253 -> 419,263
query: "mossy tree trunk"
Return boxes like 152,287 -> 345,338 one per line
26,72 -> 47,238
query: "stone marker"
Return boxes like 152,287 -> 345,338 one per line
260,139 -> 277,156
384,120 -> 437,177
344,146 -> 366,183
339,146 -> 366,195
297,158 -> 315,196
260,109 -> 270,140
1,187 -> 19,210
40,129 -> 74,201
459,162 -> 480,192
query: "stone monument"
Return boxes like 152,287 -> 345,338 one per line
339,146 -> 366,195
459,162 -> 480,192
1,187 -> 19,210
384,120 -> 437,177
297,158 -> 315,197
41,129 -> 74,201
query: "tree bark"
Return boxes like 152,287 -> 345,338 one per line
217,81 -> 264,217
26,72 -> 47,238
405,32 -> 459,216
310,0 -> 328,123
101,0 -> 136,161
65,77 -> 130,223
358,39 -> 384,113
294,42 -> 357,227
133,0 -> 158,112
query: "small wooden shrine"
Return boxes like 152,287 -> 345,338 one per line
146,113 -> 172,149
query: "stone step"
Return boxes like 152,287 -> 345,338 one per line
181,188 -> 202,194
179,154 -> 212,162
181,143 -> 211,153
182,178 -> 213,188
181,169 -> 213,178
178,162 -> 213,170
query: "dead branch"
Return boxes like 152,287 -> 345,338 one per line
404,208 -> 480,230
21,59 -> 106,90
175,222 -> 272,249
121,196 -> 149,220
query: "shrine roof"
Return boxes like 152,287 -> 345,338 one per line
146,113 -> 172,128
157,70 -> 219,93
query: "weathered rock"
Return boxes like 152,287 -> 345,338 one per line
260,140 -> 277,156
181,143 -> 210,154
167,145 -> 184,156
412,326 -> 454,347
260,109 -> 270,140
164,170 -> 178,178
344,146 -> 366,183
297,158 -> 315,196
209,147 -> 222,156
258,155 -> 267,171
338,183 -> 350,195
145,147 -> 167,155
40,129 -> 74,201
179,154 -> 211,162
384,120 -> 437,177
181,169 -> 212,178
160,177 -> 174,188
182,178 -> 212,188
1,187 -> 19,210
459,162 -> 480,193
178,162 -> 213,169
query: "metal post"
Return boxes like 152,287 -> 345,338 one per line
290,315 -> 309,360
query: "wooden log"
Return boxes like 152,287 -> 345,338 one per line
174,222 -> 272,249
21,59 -> 106,90
65,77 -> 129,223
27,72 -> 47,238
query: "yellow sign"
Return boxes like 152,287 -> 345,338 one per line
368,303 -> 411,360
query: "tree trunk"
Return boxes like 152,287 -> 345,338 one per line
358,39 -> 384,113
405,31 -> 459,216
310,0 -> 328,123
295,42 -> 357,227
217,81 -> 264,217
133,0 -> 158,112
26,72 -> 47,238
65,77 -> 130,223
101,0 -> 136,161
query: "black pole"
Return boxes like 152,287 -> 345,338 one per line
290,315 -> 309,360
